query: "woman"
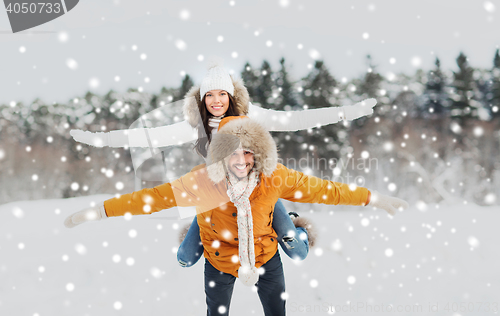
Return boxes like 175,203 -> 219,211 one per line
71,60 -> 377,267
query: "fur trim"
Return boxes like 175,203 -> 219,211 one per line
206,118 -> 278,183
293,217 -> 317,248
178,222 -> 192,244
182,75 -> 250,128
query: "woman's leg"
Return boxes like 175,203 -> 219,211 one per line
272,199 -> 310,260
177,216 -> 204,267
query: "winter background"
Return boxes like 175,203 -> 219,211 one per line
1,0 -> 500,315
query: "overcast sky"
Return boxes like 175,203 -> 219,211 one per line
1,0 -> 499,104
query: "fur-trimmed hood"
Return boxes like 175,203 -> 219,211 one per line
182,76 -> 250,128
206,117 -> 278,183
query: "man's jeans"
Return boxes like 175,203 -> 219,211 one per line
204,250 -> 286,316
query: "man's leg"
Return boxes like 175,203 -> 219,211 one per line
273,199 -> 309,260
205,259 -> 236,316
256,251 -> 286,316
177,216 -> 204,267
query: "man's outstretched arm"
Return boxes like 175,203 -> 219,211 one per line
277,164 -> 408,214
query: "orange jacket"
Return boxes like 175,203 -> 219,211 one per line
104,163 -> 370,277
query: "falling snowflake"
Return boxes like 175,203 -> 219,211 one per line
218,306 -> 227,314
279,0 -> 290,7
361,218 -> 370,227
309,49 -> 321,60
128,229 -> 137,238
65,58 -> 78,70
175,39 -> 187,50
310,279 -> 319,288
484,193 -> 496,205
115,182 -> 124,190
411,56 -> 422,67
58,32 -> 69,42
66,283 -> 75,292
12,207 -> 24,219
347,275 -> 356,284
150,267 -> 163,279
331,239 -> 342,252
179,9 -> 190,20
388,183 -> 397,192
484,1 -> 496,12
385,248 -> 394,257
113,301 -> 122,310
89,77 -> 100,89
467,236 -> 479,248
126,257 -> 135,266
74,243 -> 87,255
112,254 -> 121,263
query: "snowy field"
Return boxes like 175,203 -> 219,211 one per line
1,195 -> 499,316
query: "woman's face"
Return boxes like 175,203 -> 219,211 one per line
205,90 -> 230,117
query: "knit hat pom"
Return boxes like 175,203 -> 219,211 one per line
238,265 -> 260,286
206,56 -> 225,70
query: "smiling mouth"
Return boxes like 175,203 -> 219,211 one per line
234,165 -> 247,171
212,105 -> 223,109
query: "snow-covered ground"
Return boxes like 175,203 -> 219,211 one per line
1,196 -> 499,315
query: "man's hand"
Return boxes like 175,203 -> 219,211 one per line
341,98 -> 377,121
369,190 -> 409,215
64,205 -> 108,228
70,130 -> 109,147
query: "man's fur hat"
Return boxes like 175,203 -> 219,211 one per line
206,116 -> 278,183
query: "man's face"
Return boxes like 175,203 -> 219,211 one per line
227,149 -> 254,180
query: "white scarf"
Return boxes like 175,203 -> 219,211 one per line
226,169 -> 260,286
209,116 -> 224,132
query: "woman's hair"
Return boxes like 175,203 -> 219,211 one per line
194,93 -> 239,158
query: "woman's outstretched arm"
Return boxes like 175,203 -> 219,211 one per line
70,120 -> 199,148
247,98 -> 376,132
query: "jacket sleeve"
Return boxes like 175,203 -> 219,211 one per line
277,165 -> 370,206
107,120 -> 199,148
103,167 -> 206,217
247,100 -> 375,132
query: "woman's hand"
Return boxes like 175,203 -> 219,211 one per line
70,130 -> 109,147
64,205 -> 108,228
369,190 -> 409,215
341,98 -> 377,121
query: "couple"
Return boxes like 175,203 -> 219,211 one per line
66,61 -> 408,315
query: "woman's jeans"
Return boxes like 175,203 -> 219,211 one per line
204,250 -> 285,316
177,199 -> 309,267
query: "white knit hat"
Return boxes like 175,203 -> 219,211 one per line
199,58 -> 234,99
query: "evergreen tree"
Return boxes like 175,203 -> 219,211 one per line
358,55 -> 384,99
490,49 -> 500,118
240,62 -> 259,103
176,74 -> 194,101
269,58 -> 300,160
301,60 -> 337,108
421,57 -> 449,117
274,58 -> 299,111
254,60 -> 275,107
295,60 -> 341,168
449,52 -> 477,122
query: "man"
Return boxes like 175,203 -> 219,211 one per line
65,116 -> 408,316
